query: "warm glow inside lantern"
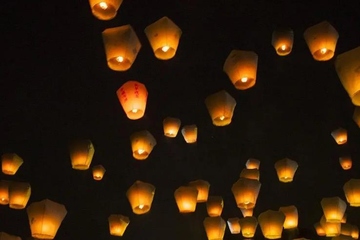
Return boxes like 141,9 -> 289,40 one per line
181,125 -> 197,143
0,232 -> 21,240
126,181 -> 155,215
314,222 -> 326,236
246,158 -> 260,169
331,128 -> 347,145
352,226 -> 359,239
223,50 -> 258,90
274,158 -> 298,183
174,186 -> 198,213
239,217 -> 258,238
102,25 -> 141,71
92,165 -> 106,180
9,181 -> 31,209
1,153 -> 23,175
231,178 -> 261,209
353,107 -> 360,127
69,139 -> 94,170
205,90 -> 237,126
241,208 -> 254,217
240,168 -> 260,180
343,179 -> 360,207
27,199 -> 67,240
339,156 -> 352,170
203,217 -> 226,240
130,130 -> 156,160
320,215 -> 341,237
163,117 -> 181,137
189,179 -> 210,202
117,81 -> 148,120
206,196 -> 224,217
0,180 -> 10,205
108,214 -> 129,237
258,210 -> 286,239
227,217 -> 241,234
88,0 -> 122,20
144,16 -> 182,60
279,205 -> 298,229
272,28 -> 294,56
321,197 -> 347,222
303,21 -> 338,61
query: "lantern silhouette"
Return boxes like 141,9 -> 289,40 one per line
9,182 -> 31,209
206,196 -> 224,217
92,165 -> 106,180
240,168 -> 260,180
88,0 -> 122,20
102,25 -> 141,71
108,214 -> 129,237
227,217 -> 241,234
130,130 -> 156,160
27,199 -> 67,239
303,21 -> 338,61
321,197 -> 347,222
320,215 -> 341,237
246,158 -> 260,169
163,117 -> 181,137
144,16 -> 182,60
314,222 -> 326,236
205,90 -> 236,126
341,214 -> 347,223
0,232 -> 21,240
341,223 -> 354,236
339,156 -> 352,170
174,186 -> 198,213
279,205 -> 298,229
1,153 -> 23,175
231,178 -> 261,209
126,181 -> 155,215
0,180 -> 10,205
189,179 -> 210,202
352,226 -> 359,239
69,139 -> 94,170
203,217 -> 226,240
353,107 -> 360,127
258,210 -> 286,239
117,81 -> 148,120
241,208 -> 254,217
272,28 -> 294,56
181,125 -> 197,143
223,50 -> 258,90
239,217 -> 258,238
331,128 -> 347,145
343,179 -> 360,207
274,158 -> 298,183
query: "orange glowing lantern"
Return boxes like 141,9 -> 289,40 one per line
320,215 -> 341,237
92,165 -> 106,180
240,208 -> 254,217
9,181 -> 31,209
108,214 -> 129,237
69,139 -> 94,170
258,210 -> 286,239
274,158 -> 298,183
181,125 -> 197,143
279,205 -> 298,229
130,130 -> 156,160
126,181 -> 155,215
246,158 -> 260,169
314,222 -> 326,236
240,168 -> 260,180
331,128 -> 347,145
353,107 -> 360,127
203,217 -> 226,240
174,186 -> 198,213
206,196 -> 224,217
272,28 -> 294,56
205,90 -> 237,126
321,197 -> 347,222
163,117 -> 181,137
0,232 -> 21,240
189,179 -> 210,202
352,226 -> 359,239
1,153 -> 23,175
88,0 -> 122,20
343,179 -> 360,207
231,178 -> 261,209
227,217 -> 241,234
341,223 -> 354,236
339,156 -> 352,170
0,180 -> 10,205
239,217 -> 258,238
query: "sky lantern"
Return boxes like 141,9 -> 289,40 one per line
116,81 -> 148,120
239,217 -> 258,238
1,153 -> 23,175
108,214 -> 129,237
331,128 -> 347,145
240,168 -> 260,180
130,130 -> 156,160
69,139 -> 94,170
341,223 -> 354,236
321,197 -> 347,222
343,179 -> 360,207
9,182 -> 31,209
258,210 -> 286,239
279,205 -> 298,229
320,215 -> 341,237
174,186 -> 198,213
0,232 -> 21,240
241,208 -> 254,217
163,117 -> 181,137
181,125 -> 197,143
126,181 -> 155,215
274,158 -> 298,183
223,50 -> 258,90
227,217 -> 241,234
353,107 -> 360,127
88,0 -> 122,20
314,222 -> 326,236
92,165 -> 106,180
0,180 -> 10,205
231,178 -> 261,209
144,16 -> 182,60
189,179 -> 210,202
203,217 -> 226,240
27,199 -> 67,240
204,90 -> 237,126
271,28 -> 294,56
303,21 -> 338,61
206,196 -> 224,217
102,25 -> 141,71
352,226 -> 359,239
246,158 -> 260,169
339,156 -> 352,170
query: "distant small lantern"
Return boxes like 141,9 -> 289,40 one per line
331,128 -> 347,145
339,156 -> 352,170
240,208 -> 254,217
126,181 -> 155,215
320,215 -> 341,237
246,158 -> 260,169
303,21 -> 338,61
0,180 -> 10,205
88,0 -> 122,20
69,139 -> 94,170
205,90 -> 237,126
239,217 -> 258,238
279,205 -> 298,229
92,165 -> 106,180
116,81 -> 148,120
258,210 -> 286,239
130,130 -> 156,160
181,125 -> 198,143
189,179 -> 210,202
144,16 -> 182,60
27,199 -> 67,239
341,223 -> 354,236
343,179 -> 360,207
353,107 -> 360,127
1,153 -> 23,175
321,197 -> 347,222
102,25 -> 141,71
240,168 -> 260,180
231,178 -> 261,209
272,28 -> 294,56
314,222 -> 326,236
227,217 -> 241,234
163,117 -> 181,137
203,217 -> 226,240
108,214 -> 129,237
352,226 -> 359,239
206,196 -> 224,217
341,214 -> 347,223
274,158 -> 298,183
0,232 -> 21,240
174,186 -> 198,213
9,182 -> 31,209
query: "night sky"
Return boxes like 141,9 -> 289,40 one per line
1,0 -> 360,239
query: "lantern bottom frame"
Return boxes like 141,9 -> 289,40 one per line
92,4 -> 117,20
107,57 -> 132,71
312,49 -> 334,61
132,205 -> 151,215
234,78 -> 255,90
275,46 -> 292,56
212,116 -> 232,126
32,233 -> 56,240
72,164 -> 90,170
154,47 -> 176,60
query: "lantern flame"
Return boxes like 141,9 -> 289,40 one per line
99,2 -> 108,9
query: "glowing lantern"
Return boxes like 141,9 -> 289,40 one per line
108,214 -> 129,237
181,125 -> 197,143
352,226 -> 359,239
9,181 -> 31,209
116,81 -> 148,120
206,196 -> 224,217
92,165 -> 106,180
339,156 -> 352,170
314,222 -> 326,236
102,25 -> 141,71
239,217 -> 258,238
331,128 -> 347,145
258,210 -> 285,239
341,223 -> 354,236
144,16 -> 182,60
163,117 -> 181,137
0,180 -> 10,205
174,186 -> 198,213
126,181 -> 155,215
274,158 -> 298,183
279,205 -> 298,229
303,21 -> 338,61
227,217 -> 241,234
240,168 -> 260,180
320,215 -> 341,237
223,50 -> 258,90
343,179 -> 360,207
231,178 -> 261,209
88,0 -> 122,20
189,179 -> 210,202
341,214 -> 347,223
240,208 -> 254,217
353,107 -> 360,127
321,197 -> 347,222
272,28 -> 294,56
204,90 -> 237,126
130,130 -> 156,160
0,232 -> 21,240
203,217 -> 226,240
69,139 -> 94,170
246,158 -> 260,169
1,153 -> 23,175
27,199 -> 67,239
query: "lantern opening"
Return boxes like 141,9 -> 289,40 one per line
155,46 -> 176,60
277,44 -> 291,55
108,56 -> 132,72
313,48 -> 333,60
235,77 -> 254,89
92,2 -> 117,20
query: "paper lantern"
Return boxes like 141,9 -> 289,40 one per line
0,232 -> 21,240
246,158 -> 260,169
174,186 -> 198,213
303,21 -> 338,61
1,153 -> 23,175
272,28 -> 294,56
314,222 -> 326,236
240,168 -> 260,180
341,214 -> 347,223
353,107 -> 360,127
88,0 -> 122,20
9,181 -> 31,209
320,215 -> 341,237
341,223 -> 354,236
27,199 -> 67,239
321,197 -> 347,222
343,179 -> 360,207
279,205 -> 298,229
231,178 -> 261,209
339,156 -> 352,170
92,165 -> 106,180
204,90 -> 236,126
223,50 -> 258,90
240,208 -> 254,217
108,214 -> 129,237
206,196 -> 224,217
0,180 -> 10,205
181,125 -> 197,143
239,217 -> 258,238
126,181 -> 155,215
274,158 -> 298,183
102,25 -> 141,71
258,210 -> 286,239
69,139 -> 94,170
116,81 -> 148,120
227,217 -> 241,234
144,16 -> 182,60
189,179 -> 210,202
203,217 -> 226,240
130,130 -> 156,160
163,117 -> 181,137
331,128 -> 347,145
352,226 -> 359,239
